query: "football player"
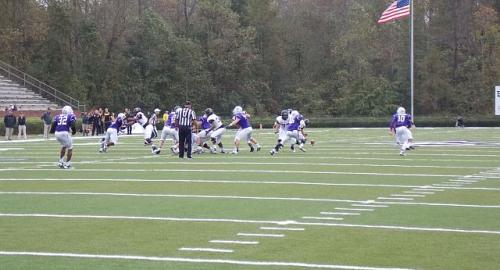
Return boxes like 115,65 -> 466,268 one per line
226,106 -> 261,154
50,106 -> 77,169
286,111 -> 307,152
270,110 -> 290,156
389,106 -> 415,156
196,108 -> 214,152
99,113 -> 126,153
207,110 -> 227,154
144,108 -> 161,145
152,106 -> 179,155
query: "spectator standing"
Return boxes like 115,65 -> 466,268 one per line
17,112 -> 27,139
41,108 -> 52,139
103,107 -> 112,130
98,108 -> 104,134
4,109 -> 16,140
91,109 -> 101,136
82,112 -> 90,136
175,100 -> 196,159
125,108 -> 134,135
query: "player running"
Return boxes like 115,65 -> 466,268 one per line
144,108 -> 161,145
389,106 -> 415,156
270,110 -> 290,156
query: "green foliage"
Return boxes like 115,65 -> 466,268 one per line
0,0 -> 498,117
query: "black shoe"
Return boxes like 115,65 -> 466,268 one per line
250,146 -> 255,152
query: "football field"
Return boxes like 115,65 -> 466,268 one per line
1,128 -> 500,270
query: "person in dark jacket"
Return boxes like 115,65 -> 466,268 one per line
41,108 -> 52,139
4,109 -> 16,140
17,112 -> 27,139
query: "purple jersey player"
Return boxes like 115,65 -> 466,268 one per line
226,106 -> 261,154
99,113 -> 125,153
153,106 -> 180,155
389,107 -> 415,156
51,106 -> 76,169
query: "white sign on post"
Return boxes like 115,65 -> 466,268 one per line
496,86 -> 500,116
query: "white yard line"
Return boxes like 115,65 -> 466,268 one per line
5,191 -> 500,208
334,208 -> 374,212
0,251 -> 417,270
237,233 -> 285,238
0,191 -> 366,204
302,216 -> 344,221
351,204 -> 388,208
0,168 -> 462,178
209,240 -> 259,245
178,247 -> 233,253
390,194 -> 425,198
403,191 -> 434,195
320,212 -> 360,216
2,160 -> 491,170
1,213 -> 499,235
412,188 -> 444,192
259,227 -> 305,231
377,197 -> 414,201
3,178 -> 500,191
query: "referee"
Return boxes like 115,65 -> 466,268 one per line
175,100 -> 196,159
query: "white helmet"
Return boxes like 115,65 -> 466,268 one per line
397,107 -> 406,115
154,108 -> 161,114
62,106 -> 73,115
232,106 -> 243,115
117,113 -> 125,120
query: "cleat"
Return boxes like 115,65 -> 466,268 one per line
57,162 -> 64,168
299,147 -> 306,152
400,150 -> 406,156
98,148 -> 103,153
250,146 -> 255,152
210,146 -> 217,154
409,146 -> 415,150
270,149 -> 276,156
220,149 -> 226,154
62,162 -> 72,169
256,146 -> 261,152
231,150 -> 238,155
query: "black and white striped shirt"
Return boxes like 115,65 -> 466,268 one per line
175,107 -> 196,127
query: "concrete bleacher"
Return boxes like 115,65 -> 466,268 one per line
0,74 -> 58,112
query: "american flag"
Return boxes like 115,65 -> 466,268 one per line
378,0 -> 410,24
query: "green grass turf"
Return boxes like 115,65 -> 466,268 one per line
0,127 -> 500,270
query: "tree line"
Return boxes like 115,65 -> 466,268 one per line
0,0 -> 498,117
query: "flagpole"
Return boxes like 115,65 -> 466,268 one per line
410,0 -> 414,117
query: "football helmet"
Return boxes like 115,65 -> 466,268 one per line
117,113 -> 125,120
232,106 -> 243,115
397,107 -> 406,115
134,107 -> 141,113
281,110 -> 289,120
205,108 -> 213,116
62,106 -> 73,115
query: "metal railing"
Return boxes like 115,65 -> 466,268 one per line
0,59 -> 85,112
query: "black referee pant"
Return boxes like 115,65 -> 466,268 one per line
178,125 -> 192,158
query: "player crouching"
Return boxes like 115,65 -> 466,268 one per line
99,113 -> 126,153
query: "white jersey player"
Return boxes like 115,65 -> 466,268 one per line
270,110 -> 290,155
144,108 -> 160,145
207,112 -> 227,154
